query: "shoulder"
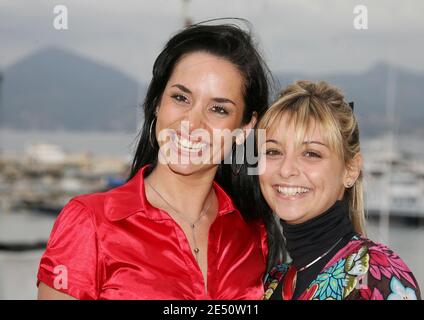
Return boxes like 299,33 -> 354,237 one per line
57,192 -> 107,225
47,196 -> 100,244
342,236 -> 421,300
51,184 -> 128,232
354,237 -> 417,283
63,177 -> 143,222
70,191 -> 107,216
307,236 -> 421,300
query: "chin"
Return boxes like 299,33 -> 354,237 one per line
274,210 -> 304,224
272,201 -> 310,223
166,161 -> 212,177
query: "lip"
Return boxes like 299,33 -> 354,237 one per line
170,132 -> 209,157
272,183 -> 312,189
272,183 -> 312,200
175,130 -> 204,143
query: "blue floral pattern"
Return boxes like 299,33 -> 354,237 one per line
310,259 -> 346,300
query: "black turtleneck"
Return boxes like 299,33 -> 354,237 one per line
270,200 -> 356,300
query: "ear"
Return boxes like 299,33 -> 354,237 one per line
236,112 -> 258,145
343,153 -> 363,188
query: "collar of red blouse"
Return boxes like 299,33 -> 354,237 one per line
101,164 -> 237,222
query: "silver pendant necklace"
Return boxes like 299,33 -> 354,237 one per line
145,179 -> 214,262
297,236 -> 344,272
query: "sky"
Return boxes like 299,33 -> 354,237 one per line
0,0 -> 423,83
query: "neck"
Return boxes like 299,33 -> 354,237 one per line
280,200 -> 355,270
145,163 -> 218,221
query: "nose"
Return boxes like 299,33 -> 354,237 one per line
184,100 -> 208,133
278,154 -> 300,179
187,108 -> 202,130
178,103 -> 206,140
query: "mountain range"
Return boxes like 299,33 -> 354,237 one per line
1,47 -> 141,132
275,63 -> 424,137
1,47 -> 423,137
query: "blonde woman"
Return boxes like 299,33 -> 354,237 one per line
258,80 -> 421,300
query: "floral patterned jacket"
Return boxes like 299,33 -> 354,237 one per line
263,236 -> 421,300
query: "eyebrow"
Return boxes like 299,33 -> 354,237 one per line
171,84 -> 236,106
212,97 -> 236,106
303,140 -> 328,147
265,139 -> 280,144
264,139 -> 328,147
171,84 -> 192,94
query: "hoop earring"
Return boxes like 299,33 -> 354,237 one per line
231,142 -> 245,176
149,117 -> 157,149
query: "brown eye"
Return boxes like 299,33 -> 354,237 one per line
265,149 -> 282,156
211,105 -> 229,115
304,151 -> 321,158
171,94 -> 189,104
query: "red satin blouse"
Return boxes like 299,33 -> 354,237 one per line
37,165 -> 268,300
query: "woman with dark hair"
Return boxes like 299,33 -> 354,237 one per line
37,22 -> 283,300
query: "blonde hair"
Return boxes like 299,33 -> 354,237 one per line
257,80 -> 366,236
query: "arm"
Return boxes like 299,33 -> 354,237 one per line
37,200 -> 99,300
37,282 -> 77,300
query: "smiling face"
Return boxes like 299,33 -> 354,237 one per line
259,113 -> 349,224
155,51 -> 255,176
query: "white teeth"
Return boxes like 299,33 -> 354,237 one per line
174,135 -> 204,150
277,186 -> 310,196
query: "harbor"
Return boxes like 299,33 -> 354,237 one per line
0,130 -> 134,299
0,130 -> 423,299
0,143 -> 130,218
